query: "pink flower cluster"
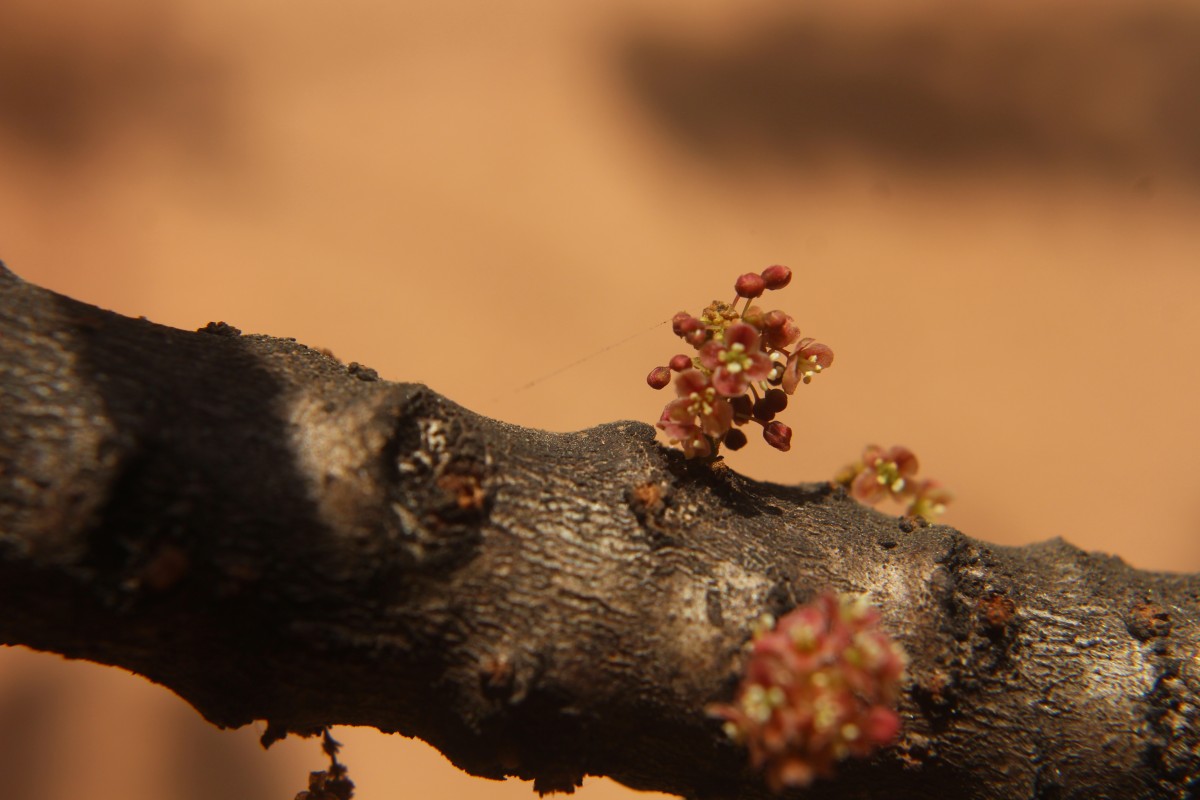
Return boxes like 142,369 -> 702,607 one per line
837,445 -> 952,520
708,593 -> 906,792
647,266 -> 833,457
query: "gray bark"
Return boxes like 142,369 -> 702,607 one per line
1,262 -> 1197,799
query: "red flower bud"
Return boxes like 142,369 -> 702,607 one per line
723,429 -> 749,451
672,312 -> 705,338
735,272 -> 766,299
762,310 -> 802,350
669,353 -> 693,372
752,397 -> 777,423
729,394 -> 753,424
761,264 -> 792,290
646,366 -> 671,389
671,312 -> 692,336
741,305 -> 765,328
763,388 -> 789,413
763,421 -> 792,451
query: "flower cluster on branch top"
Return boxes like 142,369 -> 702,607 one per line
835,444 -> 952,520
708,593 -> 907,792
647,266 -> 833,457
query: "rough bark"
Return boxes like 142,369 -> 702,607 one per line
1,262 -> 1197,800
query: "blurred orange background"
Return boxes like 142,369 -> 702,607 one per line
2,0 -> 1199,797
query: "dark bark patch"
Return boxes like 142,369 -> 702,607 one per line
626,481 -> 677,549
437,472 -> 487,512
977,592 -> 1016,635
137,543 -> 191,591
912,668 -> 958,731
533,769 -> 585,795
1127,601 -> 1172,641
198,321 -> 241,337
479,653 -> 515,702
346,362 -> 378,381
385,403 -> 489,571
1142,657 -> 1200,793
705,586 -> 725,627
630,481 -> 663,512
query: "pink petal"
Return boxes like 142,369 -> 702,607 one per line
700,397 -> 734,436
698,340 -> 724,370
863,706 -> 901,745
780,352 -> 809,394
851,470 -> 886,504
745,351 -> 773,381
673,368 -> 710,397
712,366 -> 748,397
725,322 -> 761,352
657,399 -> 696,440
915,479 -> 952,504
796,338 -> 834,369
781,343 -> 833,393
681,434 -> 712,458
771,757 -> 816,790
862,444 -> 885,464
887,446 -> 919,477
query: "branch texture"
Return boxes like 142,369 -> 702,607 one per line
1,263 -> 1198,799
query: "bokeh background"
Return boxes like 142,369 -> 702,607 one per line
2,0 -> 1199,797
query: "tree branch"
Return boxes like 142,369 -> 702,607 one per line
2,263 -> 1197,799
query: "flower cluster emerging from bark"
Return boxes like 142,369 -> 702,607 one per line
835,444 -> 952,520
647,266 -> 833,457
708,593 -> 906,792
